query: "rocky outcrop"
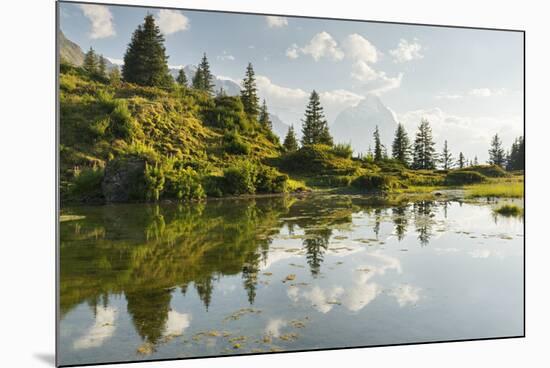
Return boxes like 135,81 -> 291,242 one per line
102,156 -> 147,203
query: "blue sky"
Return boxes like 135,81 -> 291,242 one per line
59,2 -> 523,161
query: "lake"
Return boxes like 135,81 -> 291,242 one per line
58,194 -> 524,366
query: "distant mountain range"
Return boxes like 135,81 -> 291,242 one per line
331,94 -> 398,154
59,31 -> 399,154
59,30 -> 116,70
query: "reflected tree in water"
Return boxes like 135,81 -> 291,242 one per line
303,228 -> 332,277
413,200 -> 436,246
126,288 -> 172,345
392,206 -> 409,242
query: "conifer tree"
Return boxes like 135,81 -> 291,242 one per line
440,140 -> 454,169
176,68 -> 187,87
474,156 -> 479,166
98,55 -> 107,78
373,125 -> 384,161
192,53 -> 215,93
412,119 -> 437,170
240,63 -> 260,121
83,47 -> 98,74
122,14 -> 173,87
301,90 -> 333,146
391,123 -> 411,166
458,152 -> 465,169
108,66 -> 121,85
258,99 -> 272,129
488,134 -> 506,167
283,125 -> 299,152
506,136 -> 524,171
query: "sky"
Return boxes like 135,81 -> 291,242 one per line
59,2 -> 524,162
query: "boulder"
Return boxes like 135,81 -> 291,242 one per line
102,156 -> 147,202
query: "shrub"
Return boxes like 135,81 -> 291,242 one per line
223,162 -> 257,195
165,167 -> 205,200
70,165 -> 104,202
144,162 -> 165,201
223,130 -> 250,155
353,173 -> 399,192
465,165 -> 508,178
493,203 -> 523,217
110,100 -> 136,140
255,166 -> 288,193
445,170 -> 486,185
280,144 -> 359,176
205,96 -> 252,132
331,143 -> 353,159
203,175 -> 224,197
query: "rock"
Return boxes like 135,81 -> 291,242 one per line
102,156 -> 147,203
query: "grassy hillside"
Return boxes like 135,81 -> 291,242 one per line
59,62 -> 523,204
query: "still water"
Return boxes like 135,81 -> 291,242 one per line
58,194 -> 523,366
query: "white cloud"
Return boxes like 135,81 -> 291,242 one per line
217,51 -> 235,61
390,38 -> 424,63
266,16 -> 288,28
286,44 -> 299,59
79,4 -> 115,39
73,306 -> 117,349
351,61 -> 403,95
469,88 -> 506,97
156,9 -> 189,35
469,249 -> 492,258
288,32 -> 344,61
106,57 -> 123,66
344,34 -> 379,64
435,93 -> 463,100
397,107 -> 522,162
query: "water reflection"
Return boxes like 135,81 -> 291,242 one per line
59,194 -> 524,365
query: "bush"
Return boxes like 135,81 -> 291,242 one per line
205,96 -> 253,132
353,173 -> 399,192
493,203 -> 523,217
223,130 -> 250,155
110,100 -> 136,140
463,165 -> 508,178
165,167 -> 205,200
223,162 -> 257,195
70,165 -> 104,202
331,143 -> 353,159
280,144 -> 359,176
445,170 -> 486,185
203,175 -> 224,197
255,166 -> 288,193
144,162 -> 165,201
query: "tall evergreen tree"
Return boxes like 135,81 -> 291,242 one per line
192,53 -> 215,93
122,14 -> 173,87
391,123 -> 411,166
83,47 -> 98,74
440,140 -> 454,169
176,68 -> 187,87
98,55 -> 107,78
373,125 -> 384,161
506,136 -> 524,171
488,134 -> 506,167
301,90 -> 333,146
258,99 -> 272,129
283,125 -> 299,152
240,63 -> 260,121
412,119 -> 437,170
458,152 -> 465,169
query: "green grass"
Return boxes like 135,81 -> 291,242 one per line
466,181 -> 523,198
493,204 -> 523,217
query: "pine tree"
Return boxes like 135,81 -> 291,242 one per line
506,136 -> 524,171
108,66 -> 121,85
473,156 -> 479,166
176,68 -> 187,87
488,134 -> 506,167
240,63 -> 260,121
98,55 -> 107,78
83,47 -> 98,74
458,152 -> 465,169
373,125 -> 384,161
301,90 -> 333,146
283,125 -> 299,152
192,53 -> 215,93
412,119 -> 437,170
258,99 -> 272,129
440,140 -> 454,169
391,123 -> 411,166
122,14 -> 173,87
